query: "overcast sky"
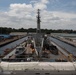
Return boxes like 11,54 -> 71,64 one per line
0,0 -> 76,30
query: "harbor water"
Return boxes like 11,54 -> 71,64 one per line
0,37 -> 27,54
50,37 -> 76,56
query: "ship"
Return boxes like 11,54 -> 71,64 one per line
0,9 -> 76,75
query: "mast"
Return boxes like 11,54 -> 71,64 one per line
37,9 -> 41,33
35,9 -> 42,57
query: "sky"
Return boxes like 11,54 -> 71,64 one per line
0,0 -> 76,30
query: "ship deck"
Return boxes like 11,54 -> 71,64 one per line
2,42 -> 69,62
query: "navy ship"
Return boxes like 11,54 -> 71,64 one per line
0,9 -> 76,75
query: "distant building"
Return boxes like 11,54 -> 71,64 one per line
10,32 -> 27,36
0,34 -> 11,39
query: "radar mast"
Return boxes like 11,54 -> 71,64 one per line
37,9 -> 41,33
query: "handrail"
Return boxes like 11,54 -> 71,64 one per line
33,38 -> 38,56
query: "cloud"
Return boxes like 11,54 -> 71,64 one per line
8,3 -> 33,17
0,3 -> 36,28
34,3 -> 47,10
41,0 -> 49,4
33,0 -> 49,10
0,0 -> 76,30
30,0 -> 37,4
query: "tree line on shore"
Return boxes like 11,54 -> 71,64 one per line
0,27 -> 76,34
